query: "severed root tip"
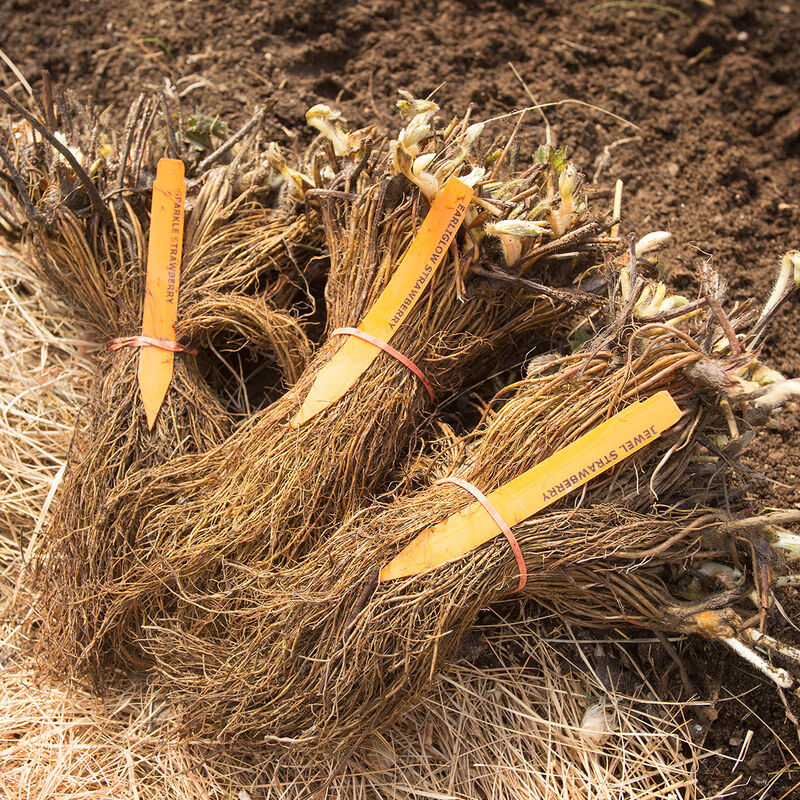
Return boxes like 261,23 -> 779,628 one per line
723,635 -> 793,689
772,574 -> 800,590
754,379 -> 800,412
681,608 -> 740,639
745,628 -> 800,666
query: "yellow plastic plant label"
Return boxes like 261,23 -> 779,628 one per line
380,390 -> 682,582
291,176 -> 473,428
139,158 -> 186,430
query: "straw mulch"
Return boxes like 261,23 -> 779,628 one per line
0,241 -> 93,586
0,620 -> 701,800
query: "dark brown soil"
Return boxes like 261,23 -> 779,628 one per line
3,0 -> 799,795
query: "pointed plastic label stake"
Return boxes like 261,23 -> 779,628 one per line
380,390 -> 682,582
290,176 -> 473,428
139,158 -> 186,430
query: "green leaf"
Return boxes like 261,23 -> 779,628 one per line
185,114 -> 229,152
534,144 -> 569,176
568,327 -> 592,353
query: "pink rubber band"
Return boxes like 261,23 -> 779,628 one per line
436,477 -> 528,592
108,335 -> 198,355
331,327 -> 435,405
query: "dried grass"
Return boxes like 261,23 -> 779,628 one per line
0,618 -> 701,800
0,242 -> 93,585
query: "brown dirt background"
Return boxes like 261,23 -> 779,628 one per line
2,0 -> 799,796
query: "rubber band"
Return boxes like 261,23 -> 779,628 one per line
331,327 -> 435,405
436,477 -> 527,592
108,335 -> 198,355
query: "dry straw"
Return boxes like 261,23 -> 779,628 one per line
0,624 -> 701,800
0,88 -> 320,681
143,256 -> 799,757
53,96 -> 615,682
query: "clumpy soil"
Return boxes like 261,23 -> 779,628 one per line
2,0 -> 799,795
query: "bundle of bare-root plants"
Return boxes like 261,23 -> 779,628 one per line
19,93 -> 615,682
0,82 -> 330,677
0,246 -> 707,800
2,79 -> 800,797
4,238 -> 705,800
139,249 -> 800,762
